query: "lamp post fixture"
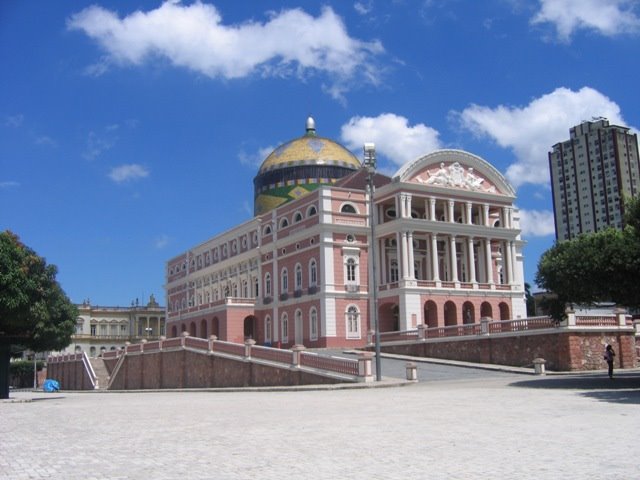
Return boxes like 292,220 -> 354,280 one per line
364,143 -> 382,381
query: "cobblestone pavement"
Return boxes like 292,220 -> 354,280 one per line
2,370 -> 638,480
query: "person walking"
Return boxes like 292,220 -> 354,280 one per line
604,344 -> 616,379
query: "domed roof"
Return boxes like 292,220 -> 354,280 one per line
258,117 -> 360,174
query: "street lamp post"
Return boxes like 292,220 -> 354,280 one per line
364,143 -> 382,381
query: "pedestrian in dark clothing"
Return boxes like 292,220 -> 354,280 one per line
604,345 -> 616,379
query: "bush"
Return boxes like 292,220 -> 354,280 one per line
9,360 -> 44,388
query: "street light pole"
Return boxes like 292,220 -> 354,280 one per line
364,143 -> 382,381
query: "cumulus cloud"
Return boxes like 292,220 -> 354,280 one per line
67,2 -> 383,100
518,208 -> 556,237
108,164 -> 149,183
340,113 -> 442,168
531,0 -> 640,42
455,86 -> 630,187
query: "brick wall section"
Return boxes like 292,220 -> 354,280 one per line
380,330 -> 636,371
46,358 -> 94,390
107,349 -> 347,390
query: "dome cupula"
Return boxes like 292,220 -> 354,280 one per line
253,117 -> 361,216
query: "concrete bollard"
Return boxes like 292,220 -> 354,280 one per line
405,362 -> 418,381
533,358 -> 546,375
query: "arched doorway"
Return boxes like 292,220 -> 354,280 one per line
462,302 -> 475,324
244,315 -> 257,340
211,317 -> 219,337
379,303 -> 399,332
189,321 -> 196,336
424,300 -> 438,328
200,319 -> 208,339
499,302 -> 510,321
444,301 -> 457,326
170,325 -> 178,338
480,302 -> 493,319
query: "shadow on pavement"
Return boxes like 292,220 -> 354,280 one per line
509,372 -> 640,405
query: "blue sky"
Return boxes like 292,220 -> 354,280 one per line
2,0 -> 639,306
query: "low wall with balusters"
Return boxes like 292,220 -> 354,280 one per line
49,333 -> 374,390
374,313 -> 637,371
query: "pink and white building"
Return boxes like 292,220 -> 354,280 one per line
165,119 -> 526,348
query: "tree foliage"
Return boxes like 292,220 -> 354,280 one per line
0,231 -> 77,398
535,197 -> 640,320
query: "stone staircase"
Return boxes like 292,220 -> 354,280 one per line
89,358 -> 110,390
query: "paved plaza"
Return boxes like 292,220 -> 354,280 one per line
2,362 -> 639,480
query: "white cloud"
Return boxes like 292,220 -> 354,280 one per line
68,2 -> 383,100
340,113 -> 442,168
154,234 -> 170,249
455,86 -> 630,187
4,114 -> 24,127
0,181 -> 20,189
354,1 -> 373,15
518,208 -> 556,237
108,164 -> 149,183
83,129 -> 118,160
531,0 -> 640,42
238,145 -> 275,168
36,136 -> 57,147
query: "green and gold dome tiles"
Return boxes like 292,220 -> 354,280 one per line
258,136 -> 361,174
253,117 -> 361,216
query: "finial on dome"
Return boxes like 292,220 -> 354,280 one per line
305,116 -> 317,137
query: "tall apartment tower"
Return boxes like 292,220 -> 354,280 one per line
549,118 -> 640,241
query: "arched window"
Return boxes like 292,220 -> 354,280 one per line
281,313 -> 289,343
242,280 -> 248,298
346,305 -> 361,339
307,205 -> 317,216
280,218 -> 289,229
254,277 -> 259,297
341,203 -> 357,214
281,268 -> 288,292
263,225 -> 272,236
390,260 -> 399,283
265,273 -> 272,296
310,307 -> 318,341
346,258 -> 357,283
265,316 -> 272,344
309,259 -> 317,286
293,212 -> 303,223
295,263 -> 303,290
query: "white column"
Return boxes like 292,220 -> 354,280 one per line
405,194 -> 412,219
485,239 -> 493,284
429,197 -> 436,221
467,237 -> 476,283
504,241 -> 513,284
430,234 -> 439,281
401,231 -> 410,279
407,231 -> 415,279
448,200 -> 455,223
510,241 -> 518,285
449,235 -> 458,282
466,202 -> 473,225
502,207 -> 511,228
483,204 -> 490,226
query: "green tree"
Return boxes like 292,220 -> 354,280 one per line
524,282 -> 536,317
0,231 -> 77,398
535,197 -> 640,321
